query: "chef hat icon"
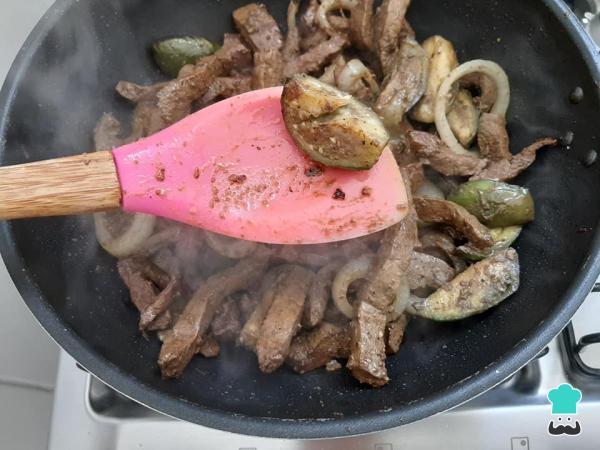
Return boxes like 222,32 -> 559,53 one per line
547,384 -> 582,414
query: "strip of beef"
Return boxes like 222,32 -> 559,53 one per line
239,265 -> 289,349
386,314 -> 408,354
198,336 -> 220,358
409,131 -> 487,177
407,252 -> 455,291
286,322 -> 351,373
238,290 -> 260,322
200,75 -> 252,105
256,266 -> 314,373
373,0 -> 411,75
347,301 -> 389,387
404,162 -> 425,194
477,113 -> 512,161
252,49 -> 285,88
358,213 -> 418,312
472,138 -> 558,181
157,34 -> 251,123
116,81 -> 168,103
233,3 -> 283,52
349,0 -> 375,51
211,297 -> 242,341
375,37 -> 428,132
94,113 -> 124,150
117,258 -> 176,331
414,198 -> 494,248
460,73 -> 497,113
113,81 -> 168,139
303,262 -> 341,328
284,33 -> 348,78
417,227 -> 466,271
158,248 -> 270,378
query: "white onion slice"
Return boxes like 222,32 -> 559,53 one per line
338,59 -> 379,94
94,212 -> 156,258
316,0 -> 357,30
204,231 -> 258,259
332,254 -> 375,318
434,60 -> 510,155
391,278 -> 410,320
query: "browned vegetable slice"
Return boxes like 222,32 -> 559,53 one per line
477,113 -> 512,161
286,322 -> 350,373
152,37 -> 219,78
414,197 -> 494,248
375,37 -> 429,131
282,74 -> 389,169
158,248 -> 270,378
472,138 -> 558,181
347,301 -> 389,387
386,314 -> 409,354
447,89 -> 480,148
256,266 -> 314,373
409,131 -> 487,177
303,262 -> 341,328
409,248 -> 520,321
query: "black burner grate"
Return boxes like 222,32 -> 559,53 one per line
560,321 -> 600,388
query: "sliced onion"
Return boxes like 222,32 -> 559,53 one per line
94,212 -> 156,258
435,60 -> 510,155
332,254 -> 375,318
316,0 -> 357,30
415,179 -> 445,200
338,59 -> 379,95
137,226 -> 183,256
204,231 -> 258,259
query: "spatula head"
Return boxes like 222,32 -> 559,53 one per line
112,87 -> 408,244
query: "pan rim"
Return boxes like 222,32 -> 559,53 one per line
0,0 -> 599,439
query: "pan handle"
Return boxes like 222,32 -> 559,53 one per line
0,151 -> 122,220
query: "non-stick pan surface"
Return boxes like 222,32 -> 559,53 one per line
1,0 -> 600,439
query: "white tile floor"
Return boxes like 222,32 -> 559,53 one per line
0,1 -> 59,449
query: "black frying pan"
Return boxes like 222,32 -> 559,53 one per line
1,0 -> 599,439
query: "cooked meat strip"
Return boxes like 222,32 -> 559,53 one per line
386,314 -> 408,354
373,0 -> 411,74
198,336 -> 220,358
233,3 -> 283,52
200,75 -> 252,105
256,266 -> 314,373
239,265 -> 289,349
286,322 -> 351,373
472,138 -> 558,181
274,239 -> 371,267
349,0 -> 375,51
139,276 -> 180,330
156,34 -> 251,123
211,297 -> 242,341
375,37 -> 428,131
477,113 -> 512,161
303,262 -> 341,328
116,81 -> 168,103
238,290 -> 260,322
158,248 -> 270,378
407,251 -> 455,290
117,258 -> 174,331
417,227 -> 466,271
358,212 -> 418,312
404,162 -> 425,194
282,0 -> 301,63
460,72 -> 497,113
401,19 -> 415,39
414,198 -> 494,248
347,301 -> 389,387
130,99 -> 168,139
252,49 -> 285,88
409,131 -> 487,177
284,33 -> 348,78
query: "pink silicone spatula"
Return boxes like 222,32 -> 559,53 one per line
0,87 -> 408,244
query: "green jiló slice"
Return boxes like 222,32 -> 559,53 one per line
281,74 -> 390,170
152,36 -> 218,77
408,248 -> 520,321
448,179 -> 534,228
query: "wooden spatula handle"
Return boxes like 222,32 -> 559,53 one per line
0,151 -> 122,220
